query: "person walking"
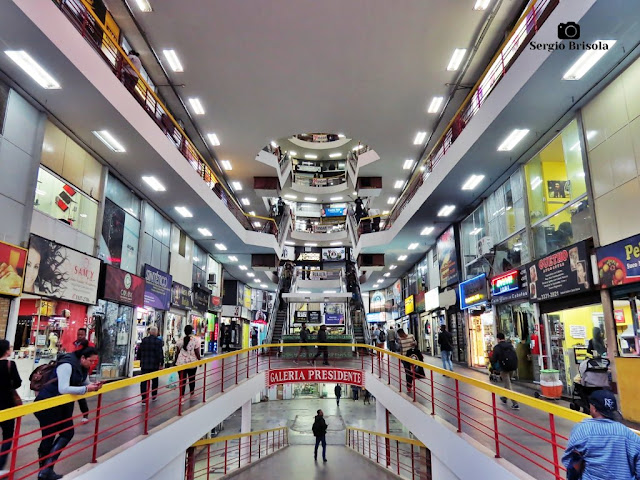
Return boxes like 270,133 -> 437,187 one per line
371,326 -> 380,346
34,346 -> 102,480
397,329 -> 417,391
0,340 -> 21,476
72,330 -> 93,423
334,384 -> 342,406
294,323 -> 311,364
312,325 -> 329,366
312,409 -> 328,462
351,384 -> 359,401
492,333 -> 519,410
563,390 -> 640,479
363,389 -> 371,405
437,325 -> 454,372
175,325 -> 201,398
138,326 -> 164,405
387,326 -> 397,353
122,50 -> 141,93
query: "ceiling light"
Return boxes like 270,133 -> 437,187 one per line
323,290 -> 336,294
284,194 -> 297,200
469,227 -> 482,236
330,152 -> 342,158
197,227 -> 212,236
260,284 -> 268,288
461,174 -> 485,191
207,133 -> 220,146
473,0 -> 490,10
215,244 -> 227,251
413,132 -> 427,145
383,273 -> 391,277
352,145 -> 365,151
403,159 -> 415,170
253,221 -> 261,227
239,265 -> 248,271
338,133 -> 345,138
142,176 -> 166,192
270,141 -> 278,148
228,256 -> 238,262
420,165 -> 426,172
305,243 -> 318,247
389,265 -> 397,270
437,205 -> 455,217
175,206 -> 193,218
387,197 -> 396,205
285,241 -> 296,245
497,129 -> 529,151
241,198 -> 250,206
408,243 -> 419,250
427,96 -> 444,114
188,98 -> 205,115
162,49 -> 184,72
394,180 -> 405,189
563,41 -> 616,80
353,192 -> 358,196
92,130 -> 126,152
135,0 -> 152,12
249,211 -> 256,216
420,226 -> 434,235
232,182 -> 242,191
330,196 -> 343,201
289,151 -> 297,156
247,273 -> 255,277
5,51 -> 60,89
304,154 -> 317,159
220,160 -> 232,171
447,48 -> 466,71
330,242 -> 342,246
398,255 -> 408,261
304,197 -> 317,202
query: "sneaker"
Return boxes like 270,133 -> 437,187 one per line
293,360 -> 298,364
500,397 -> 507,405
141,401 -> 147,406
511,404 -> 520,410
81,417 -> 89,423
152,396 -> 158,402
323,458 -> 327,462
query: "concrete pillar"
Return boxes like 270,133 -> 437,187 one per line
151,451 -> 186,480
432,455 -> 460,480
600,289 -> 619,386
240,399 -> 251,465
5,297 -> 20,344
375,399 -> 389,466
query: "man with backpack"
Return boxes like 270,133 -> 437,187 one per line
437,325 -> 454,372
492,333 -> 520,410
312,409 -> 328,462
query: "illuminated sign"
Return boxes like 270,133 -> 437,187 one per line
404,295 -> 415,314
297,252 -> 321,262
490,270 -> 521,296
459,274 -> 488,310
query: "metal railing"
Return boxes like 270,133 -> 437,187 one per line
292,170 -> 347,187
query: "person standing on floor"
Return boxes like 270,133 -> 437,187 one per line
352,384 -> 359,401
312,325 -> 329,366
122,50 -> 141,92
387,326 -> 397,353
492,333 -> 519,410
72,331 -> 93,423
312,409 -> 328,462
138,326 -> 164,405
371,326 -> 380,346
175,325 -> 201,398
294,322 -> 311,364
0,340 -> 21,476
334,384 -> 342,406
363,388 -> 371,405
397,329 -> 418,391
437,325 -> 454,372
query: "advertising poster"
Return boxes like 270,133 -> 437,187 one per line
527,241 -> 591,302
143,265 -> 172,310
370,290 -> 386,312
23,235 -> 101,304
437,226 -> 459,288
99,199 -> 140,274
171,282 -> 193,310
243,285 -> 252,309
100,264 -> 145,307
325,304 -> 344,325
596,233 -> 640,288
193,285 -> 211,312
0,240 -> 28,296
459,274 -> 488,310
490,268 -> 529,305
322,247 -> 346,262
322,207 -> 347,217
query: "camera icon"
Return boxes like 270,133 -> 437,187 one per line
558,22 -> 580,40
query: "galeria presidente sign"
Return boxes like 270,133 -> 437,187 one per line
266,368 -> 364,387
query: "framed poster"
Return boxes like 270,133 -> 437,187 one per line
0,240 -> 28,296
437,226 -> 459,288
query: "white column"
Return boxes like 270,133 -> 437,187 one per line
151,451 -> 186,480
432,455 -> 460,480
5,297 -> 20,344
375,399 -> 388,466
240,399 -> 251,465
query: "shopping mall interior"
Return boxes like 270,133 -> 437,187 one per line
0,0 -> 639,479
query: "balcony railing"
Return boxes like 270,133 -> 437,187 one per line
55,0 -> 277,235
294,218 -> 346,234
292,170 -> 347,187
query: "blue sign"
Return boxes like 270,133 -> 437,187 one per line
366,312 -> 383,323
459,274 -> 488,310
325,313 -> 344,325
143,265 -> 172,310
323,207 -> 346,217
596,234 -> 640,288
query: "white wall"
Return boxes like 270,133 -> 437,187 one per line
30,210 -> 95,255
207,256 -> 222,297
169,224 -> 194,286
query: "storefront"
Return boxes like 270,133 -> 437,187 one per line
165,282 -> 192,365
220,305 -> 251,351
192,283 -> 212,357
421,288 -> 442,356
206,295 -> 222,354
459,274 -> 491,368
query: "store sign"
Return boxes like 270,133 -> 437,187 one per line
528,241 -> 591,302
24,235 -> 101,305
143,265 -> 172,310
323,207 -> 347,217
171,282 -> 192,310
404,295 -> 415,314
490,268 -> 529,305
596,233 -> 640,288
424,288 -> 440,311
325,313 -> 344,325
293,310 -> 321,324
437,226 -> 459,288
0,240 -> 28,296
297,252 -> 321,262
267,368 -> 364,387
370,290 -> 386,312
209,295 -> 222,310
322,247 -> 345,261
491,270 -> 521,296
193,284 -> 211,312
366,312 -> 385,323
221,305 -> 250,319
459,274 -> 488,310
100,264 -> 145,307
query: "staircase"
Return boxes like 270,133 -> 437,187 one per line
353,319 -> 364,343
273,311 -> 287,342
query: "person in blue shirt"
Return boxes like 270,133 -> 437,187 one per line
562,390 -> 640,480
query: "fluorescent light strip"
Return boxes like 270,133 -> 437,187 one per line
305,243 -> 318,247
285,241 -> 296,246
398,255 -> 408,261
330,242 -> 342,246
198,227 -> 212,236
461,174 -> 485,191
207,133 -> 220,146
247,273 -> 255,277
383,273 -> 390,277
389,265 -> 397,270
447,48 -> 466,71
135,0 -> 153,12
305,154 -> 317,159
387,197 -> 396,205
241,198 -> 250,206
473,0 -> 490,10
427,96 -> 444,113
239,266 -> 247,271
323,290 -> 336,294
437,205 -> 455,217
221,160 -> 232,170
92,130 -> 126,152
5,51 -> 60,89
270,141 -> 278,148
228,256 -> 238,262
403,159 -> 414,170
253,221 -> 261,227
338,134 -> 345,138
284,194 -> 297,200
352,145 -> 365,151
162,49 -> 184,72
232,182 -> 242,191
329,152 -> 342,158
563,41 -> 616,80
175,206 -> 193,218
413,132 -> 427,145
330,196 -> 343,201
289,151 -> 297,156
259,284 -> 268,288
394,180 -> 405,189
188,98 -> 205,115
304,197 -> 317,202
420,226 -> 434,235
215,243 -> 227,251
142,176 -> 166,192
408,243 -> 419,250
497,129 -> 529,151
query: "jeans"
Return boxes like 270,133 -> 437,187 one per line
441,350 -> 454,371
140,369 -> 160,401
295,346 -> 310,362
314,435 -> 326,460
500,371 -> 518,406
77,398 -> 89,417
0,419 -> 15,469
180,368 -> 198,396
402,361 -> 414,390
313,347 -> 328,365
34,402 -> 75,463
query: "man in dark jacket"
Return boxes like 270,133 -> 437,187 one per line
492,333 -> 519,410
334,384 -> 342,406
437,325 -> 454,372
294,323 -> 311,364
312,325 -> 329,366
312,409 -> 328,462
138,326 -> 164,404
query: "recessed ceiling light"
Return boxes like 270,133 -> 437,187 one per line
304,197 -> 317,202
285,241 -> 296,245
232,182 -> 242,191
497,129 -> 529,151
473,0 -> 490,10
305,243 -> 318,247
387,197 -> 396,205
92,130 -> 126,152
239,265 -> 248,271
413,132 -> 427,145
563,40 -> 616,80
135,0 -> 152,11
241,198 -> 250,206
207,133 -> 221,146
447,48 -> 466,71
260,284 -> 268,288
330,242 -> 342,246
270,141 -> 278,148
142,176 -> 166,192
383,273 -> 391,277
289,151 -> 297,156
352,145 -> 365,151
389,265 -> 397,270
437,205 -> 456,217
253,221 -> 261,227
330,152 -> 342,158
469,227 -> 483,236
175,206 -> 193,218
403,160 -> 415,171
284,194 -> 297,200
330,196 -> 343,201
461,174 -> 485,191
398,255 -> 408,261
247,273 -> 255,277
394,180 -> 405,189
420,226 -> 434,235
427,96 -> 444,114
338,133 -> 345,138
305,154 -> 317,159
188,98 -> 205,115
162,49 -> 184,72
228,256 -> 238,262
5,51 -> 60,89
197,227 -> 212,236
215,243 -> 227,251
221,160 -> 232,170
408,243 -> 419,250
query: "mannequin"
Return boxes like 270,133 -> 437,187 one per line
48,332 -> 59,355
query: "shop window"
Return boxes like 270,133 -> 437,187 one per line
613,298 -> 640,357
461,206 -> 487,278
0,79 -> 9,136
95,300 -> 134,379
487,170 -> 525,245
492,231 -> 530,275
105,174 -> 140,218
33,167 -> 98,237
99,198 -> 140,273
531,199 -> 592,258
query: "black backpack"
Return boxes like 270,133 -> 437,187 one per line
500,345 -> 518,372
378,330 -> 386,343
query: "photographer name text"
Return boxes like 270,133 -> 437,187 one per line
529,40 -> 611,53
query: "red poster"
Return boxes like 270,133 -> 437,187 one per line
266,368 -> 364,387
0,240 -> 27,296
100,264 -> 145,307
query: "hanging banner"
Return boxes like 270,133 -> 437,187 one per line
404,295 -> 415,314
143,265 -> 172,310
459,274 -> 488,310
243,285 -> 252,309
171,282 -> 192,310
267,368 -> 364,387
100,264 -> 145,307
437,226 -> 459,288
596,233 -> 640,288
193,284 -> 211,312
0,240 -> 28,296
322,247 -> 346,261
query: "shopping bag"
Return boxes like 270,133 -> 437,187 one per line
167,372 -> 179,390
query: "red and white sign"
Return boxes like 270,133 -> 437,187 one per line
266,368 -> 364,387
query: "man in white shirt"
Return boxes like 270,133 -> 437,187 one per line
123,50 -> 141,92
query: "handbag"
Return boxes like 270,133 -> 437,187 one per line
7,361 -> 22,406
